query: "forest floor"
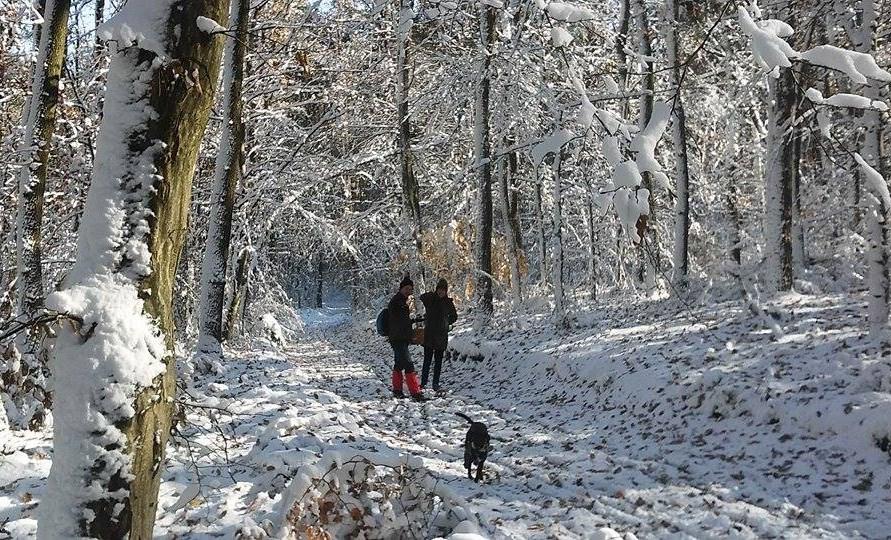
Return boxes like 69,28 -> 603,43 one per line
2,292 -> 891,538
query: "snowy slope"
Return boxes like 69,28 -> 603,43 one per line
2,294 -> 889,538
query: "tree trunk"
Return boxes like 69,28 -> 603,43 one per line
632,0 -> 658,290
224,247 -> 253,341
534,175 -> 547,288
586,199 -> 597,300
499,150 -> 522,306
791,127 -> 806,269
9,0 -> 70,430
551,149 -> 566,326
396,0 -> 424,288
16,0 -> 69,318
664,0 -> 690,287
851,6 -> 889,333
764,68 -> 797,292
39,1 -> 229,537
94,0 -> 105,49
316,256 -> 325,309
197,0 -> 248,356
473,3 -> 496,319
616,0 -> 631,117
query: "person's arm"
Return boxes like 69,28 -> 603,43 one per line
447,298 -> 458,325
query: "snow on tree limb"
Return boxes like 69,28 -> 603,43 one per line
855,153 -> 891,211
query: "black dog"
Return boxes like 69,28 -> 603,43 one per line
456,412 -> 491,482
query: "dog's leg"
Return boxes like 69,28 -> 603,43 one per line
475,459 -> 485,483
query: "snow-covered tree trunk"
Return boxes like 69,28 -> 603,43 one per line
473,3 -> 496,319
632,0 -> 658,290
197,0 -> 248,357
763,68 -> 798,293
224,246 -> 253,341
499,150 -> 522,306
9,0 -> 70,430
396,0 -> 424,290
551,149 -> 566,326
849,4 -> 889,333
38,1 -> 230,537
663,0 -> 690,287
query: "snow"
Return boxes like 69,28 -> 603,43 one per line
737,7 -> 799,76
550,27 -> 573,47
854,153 -> 891,210
738,8 -> 891,85
531,128 -> 574,167
97,0 -> 176,58
4,293 -> 891,537
196,16 -> 226,34
546,2 -> 595,23
805,88 -> 888,111
629,101 -> 670,177
800,45 -> 891,84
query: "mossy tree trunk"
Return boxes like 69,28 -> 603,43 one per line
11,0 -> 70,430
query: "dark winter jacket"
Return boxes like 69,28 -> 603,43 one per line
387,292 -> 413,343
420,292 -> 457,351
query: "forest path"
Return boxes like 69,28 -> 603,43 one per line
287,324 -> 856,539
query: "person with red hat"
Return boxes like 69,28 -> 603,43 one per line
387,275 -> 427,401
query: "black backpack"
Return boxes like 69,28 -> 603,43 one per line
375,308 -> 389,336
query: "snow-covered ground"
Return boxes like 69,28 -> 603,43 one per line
2,293 -> 890,538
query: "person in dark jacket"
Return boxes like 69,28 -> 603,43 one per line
388,275 -> 426,401
419,278 -> 458,392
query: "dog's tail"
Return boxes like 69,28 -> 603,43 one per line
455,412 -> 473,423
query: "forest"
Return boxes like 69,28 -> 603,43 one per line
0,0 -> 890,538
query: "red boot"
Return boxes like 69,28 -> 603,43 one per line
392,371 -> 406,398
405,372 -> 427,401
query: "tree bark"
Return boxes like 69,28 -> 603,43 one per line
534,175 -> 547,288
616,0 -> 631,117
39,1 -> 230,537
586,199 -> 597,300
16,0 -> 69,318
473,3 -> 496,319
850,6 -> 889,333
764,68 -> 797,292
551,149 -> 566,326
224,247 -> 253,341
664,0 -> 690,287
499,150 -> 522,306
94,0 -> 105,49
10,0 -> 70,430
197,0 -> 248,356
396,0 -> 424,289
632,0 -> 658,290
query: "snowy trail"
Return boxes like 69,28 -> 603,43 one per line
4,298 -> 886,539
264,325 -> 864,539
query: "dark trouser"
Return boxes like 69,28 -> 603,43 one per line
391,341 -> 415,373
422,347 -> 445,389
